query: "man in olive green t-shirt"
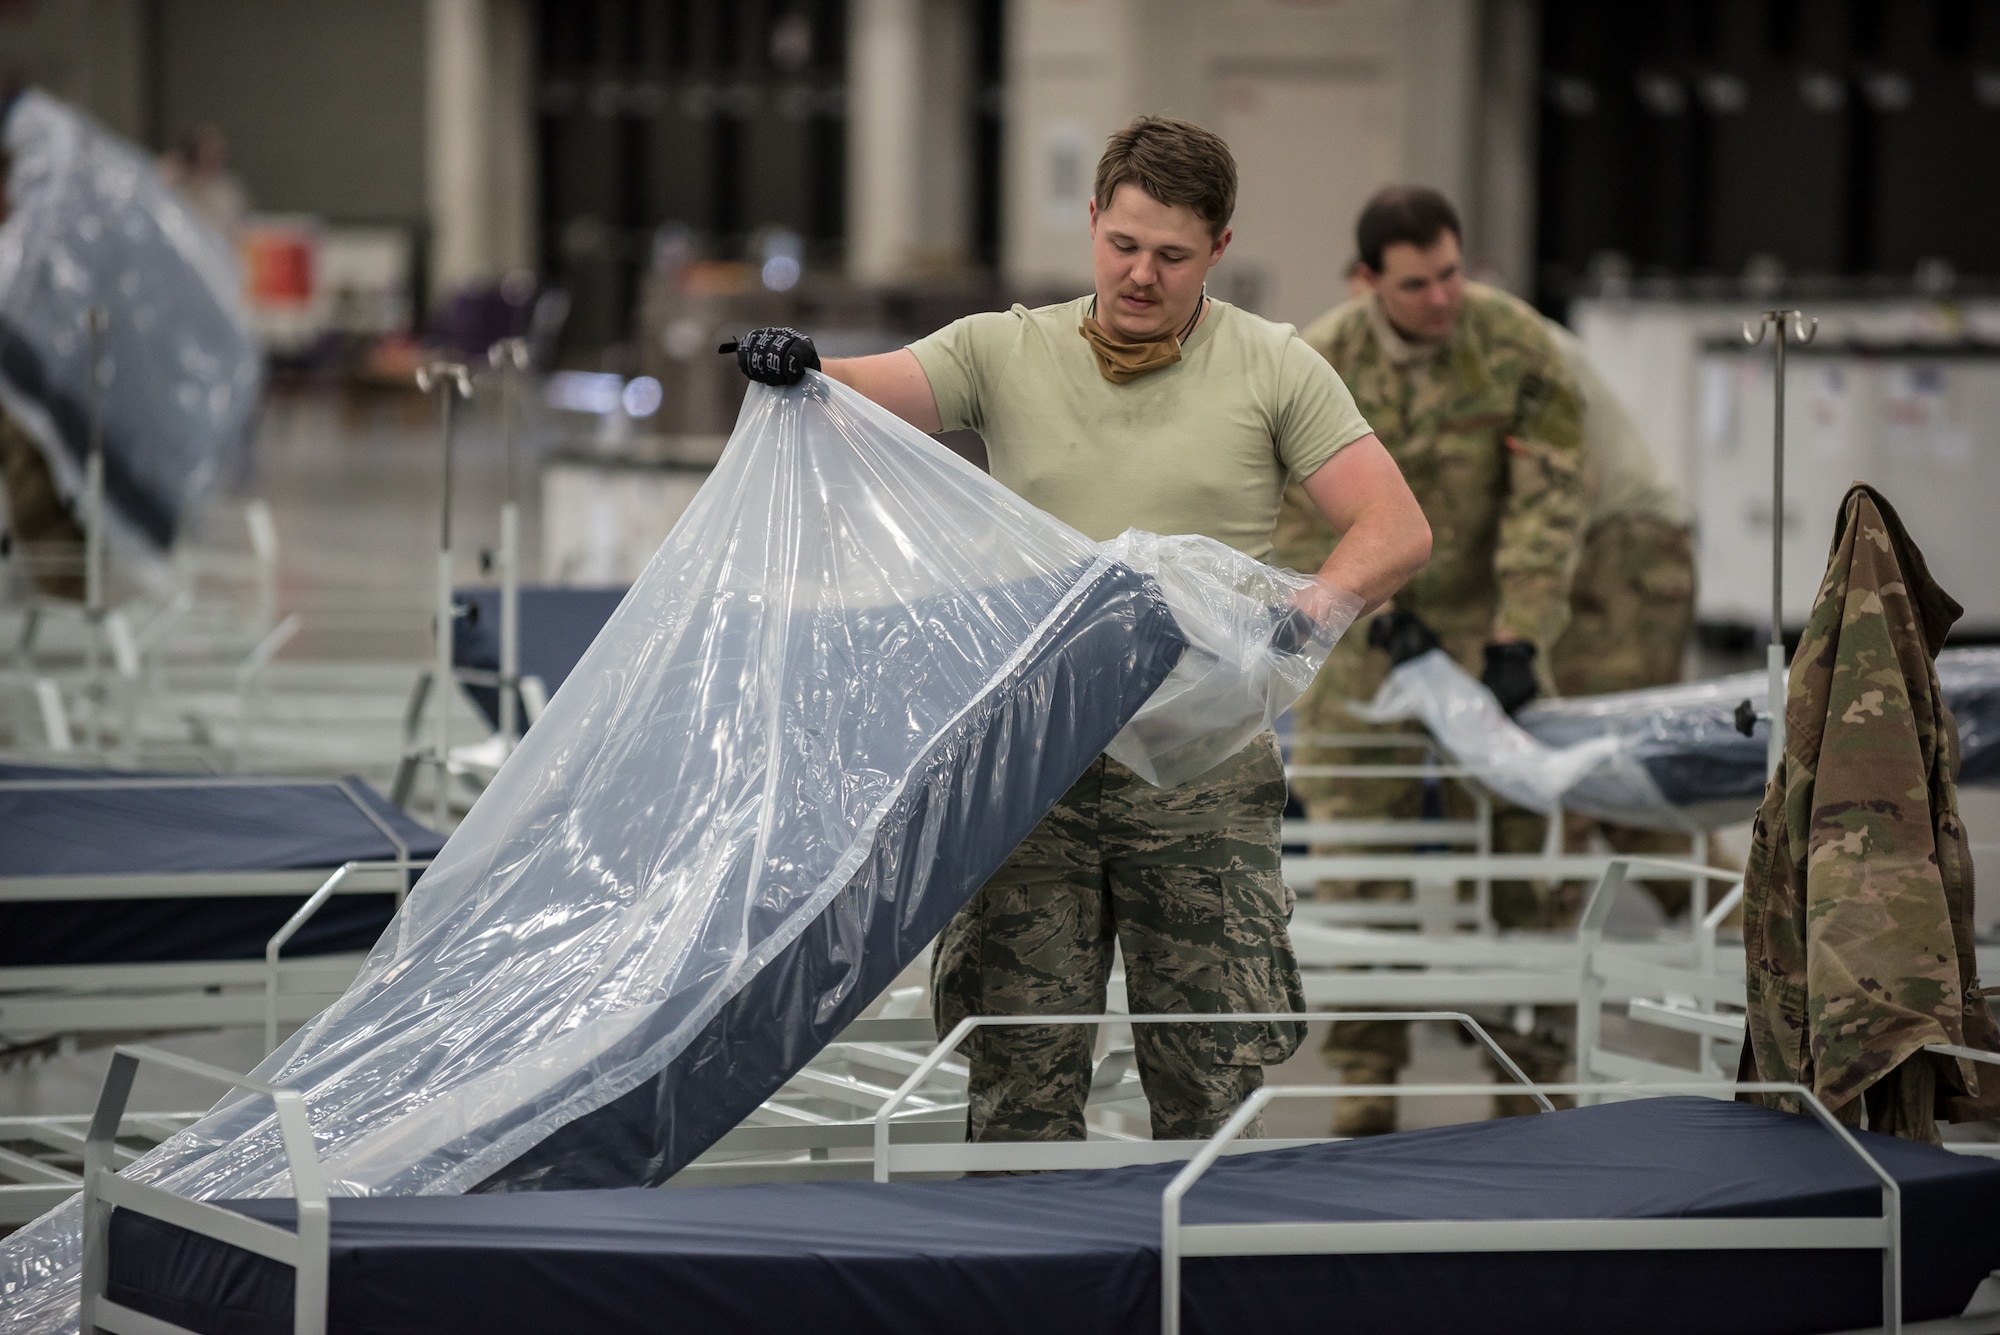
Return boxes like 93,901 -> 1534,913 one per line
730,116 -> 1429,1144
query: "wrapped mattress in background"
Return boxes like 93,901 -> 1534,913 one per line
1352,646 -> 2000,832
0,371 -> 1348,1329
0,89 -> 259,555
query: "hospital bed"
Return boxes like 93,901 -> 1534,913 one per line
0,766 -> 441,1052
80,1021 -> 2000,1335
389,584 -> 623,803
1279,730 -> 1715,1015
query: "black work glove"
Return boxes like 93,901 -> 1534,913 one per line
1481,641 -> 1539,715
720,327 -> 820,385
1366,609 -> 1440,667
1268,605 -> 1318,655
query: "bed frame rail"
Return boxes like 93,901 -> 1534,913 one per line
80,1045 -> 327,1335
1161,1079 -> 1907,1335
872,1010 -> 1544,1181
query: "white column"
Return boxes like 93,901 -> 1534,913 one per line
1400,0 -> 1478,211
915,0 -> 973,270
427,0 -> 492,299
1001,0 -> 1141,288
486,0 -> 537,276
848,0 -> 926,281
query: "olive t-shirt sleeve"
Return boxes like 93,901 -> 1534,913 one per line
906,310 -> 1018,435
1273,334 -> 1373,480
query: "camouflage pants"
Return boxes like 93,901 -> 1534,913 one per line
1550,514 -> 1695,698
1292,619 -> 1552,1082
1554,515 -> 1700,917
931,733 -> 1306,1143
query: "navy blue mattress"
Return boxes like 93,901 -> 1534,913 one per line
106,1098 -> 2000,1335
451,585 -> 626,730
474,561 -> 1184,1191
0,767 -> 442,964
1516,648 -> 2000,823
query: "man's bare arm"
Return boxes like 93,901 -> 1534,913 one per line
821,349 -> 944,434
1296,433 -> 1431,620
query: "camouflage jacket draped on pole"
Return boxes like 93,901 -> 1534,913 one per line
1273,284 -> 1587,661
1739,484 -> 2000,1141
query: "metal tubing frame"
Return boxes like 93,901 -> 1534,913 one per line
414,360 -> 473,829
488,338 -> 529,752
80,1045 -> 328,1335
1742,307 -> 1818,777
0,1110 -> 201,1225
263,857 -> 430,1053
872,1011 -> 1546,1182
1574,857 -> 1749,1091
1160,1079 -> 1902,1335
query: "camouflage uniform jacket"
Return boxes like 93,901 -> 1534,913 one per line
1739,484 -> 2000,1140
1274,283 -> 1586,656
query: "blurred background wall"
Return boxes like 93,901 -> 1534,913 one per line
14,0 -> 2000,620
17,0 -> 2000,348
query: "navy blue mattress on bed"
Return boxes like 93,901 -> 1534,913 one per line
450,584 -> 627,731
0,767 -> 443,963
106,1097 -> 2000,1335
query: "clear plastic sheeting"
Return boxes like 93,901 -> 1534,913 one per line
1517,646 -> 2000,829
1346,646 -> 2000,833
1514,671 -> 1770,830
0,372 -> 1223,1330
0,89 -> 258,553
1102,529 -> 1355,788
1345,649 -> 1623,815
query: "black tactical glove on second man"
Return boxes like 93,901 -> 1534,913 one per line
722,327 -> 820,386
1482,641 -> 1539,715
1366,609 -> 1440,666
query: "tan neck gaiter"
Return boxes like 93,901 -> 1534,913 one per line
1078,313 -> 1184,384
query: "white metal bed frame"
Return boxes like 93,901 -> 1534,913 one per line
0,774 -> 426,1050
0,1109 -> 198,1226
1160,1078 -> 1969,1335
870,1010 -> 1548,1180
78,1013 -> 1526,1335
1281,732 -> 1717,932
77,1024 -> 2000,1335
80,1045 -> 326,1335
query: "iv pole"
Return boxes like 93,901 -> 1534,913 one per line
1740,308 -> 1818,778
415,359 -> 473,829
487,337 -> 530,754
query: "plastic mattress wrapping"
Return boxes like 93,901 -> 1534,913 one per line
0,372 -> 1346,1329
1348,646 -> 2000,832
0,89 -> 258,561
1101,528 -> 1356,788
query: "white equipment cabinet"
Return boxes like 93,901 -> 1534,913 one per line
1572,295 -> 2000,635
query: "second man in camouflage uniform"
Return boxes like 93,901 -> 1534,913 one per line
1272,187 -> 1586,1133
1542,319 -> 1700,916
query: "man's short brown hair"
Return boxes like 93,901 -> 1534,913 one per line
1356,186 -> 1461,272
1094,116 -> 1237,239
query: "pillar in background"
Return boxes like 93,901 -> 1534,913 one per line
848,0 -> 926,281
1400,0 -> 1477,223
426,0 -> 535,301
914,0 -> 974,271
1001,0 -> 1142,290
1469,0 -> 1540,295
